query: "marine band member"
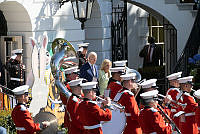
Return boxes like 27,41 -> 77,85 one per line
139,90 -> 172,134
77,82 -> 112,134
175,76 -> 198,134
66,79 -> 84,134
11,85 -> 50,134
77,43 -> 88,69
114,73 -> 142,134
6,49 -> 25,90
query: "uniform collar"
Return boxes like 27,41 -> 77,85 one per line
72,93 -> 81,99
144,106 -> 151,109
17,103 -> 26,107
83,98 -> 92,101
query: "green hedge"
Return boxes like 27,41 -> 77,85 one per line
0,110 -> 16,134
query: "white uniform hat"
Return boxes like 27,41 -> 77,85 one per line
68,79 -> 83,87
140,90 -> 159,99
110,67 -> 125,73
140,79 -> 157,89
77,43 -> 89,51
12,49 -> 23,54
11,54 -> 17,59
113,60 -> 127,67
64,66 -> 79,74
194,89 -> 200,99
80,82 -> 98,90
166,72 -> 182,81
12,85 -> 29,95
178,76 -> 193,84
120,73 -> 136,81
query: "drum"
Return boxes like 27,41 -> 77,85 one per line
101,105 -> 126,134
34,112 -> 58,134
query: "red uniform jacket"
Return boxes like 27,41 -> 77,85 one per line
77,98 -> 112,134
116,88 -> 142,134
107,78 -> 122,100
166,88 -> 180,128
11,104 -> 41,134
179,92 -> 198,134
139,107 -> 172,134
66,94 -> 84,134
60,83 -> 71,128
195,107 -> 200,133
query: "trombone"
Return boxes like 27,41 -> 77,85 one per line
157,94 -> 187,108
96,96 -> 125,110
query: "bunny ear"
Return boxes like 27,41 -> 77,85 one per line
30,37 -> 37,47
42,34 -> 48,49
26,71 -> 34,88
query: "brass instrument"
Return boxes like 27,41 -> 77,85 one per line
50,38 -> 78,99
134,79 -> 146,97
157,94 -> 187,108
96,96 -> 125,110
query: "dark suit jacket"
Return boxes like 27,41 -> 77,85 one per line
80,62 -> 99,82
139,44 -> 163,68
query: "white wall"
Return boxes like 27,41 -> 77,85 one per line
127,4 -> 149,69
85,0 -> 112,67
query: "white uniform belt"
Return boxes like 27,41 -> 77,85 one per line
16,127 -> 26,131
84,124 -> 102,129
125,113 -> 131,116
11,78 -> 24,81
144,132 -> 157,134
150,132 -> 157,134
185,112 -> 195,116
171,109 -> 176,112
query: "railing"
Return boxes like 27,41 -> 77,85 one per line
180,0 -> 200,9
111,1 -> 128,62
173,9 -> 200,76
0,85 -> 16,110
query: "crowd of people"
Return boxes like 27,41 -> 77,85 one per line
5,41 -> 200,134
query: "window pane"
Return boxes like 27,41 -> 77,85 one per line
152,28 -> 158,42
159,28 -> 164,43
152,17 -> 157,26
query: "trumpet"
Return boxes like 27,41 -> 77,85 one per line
96,96 -> 125,110
157,94 -> 187,108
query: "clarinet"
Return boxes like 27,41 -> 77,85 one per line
157,104 -> 182,134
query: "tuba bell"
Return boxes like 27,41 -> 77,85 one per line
50,38 -> 78,99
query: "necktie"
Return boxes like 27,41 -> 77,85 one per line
92,65 -> 96,76
147,45 -> 152,62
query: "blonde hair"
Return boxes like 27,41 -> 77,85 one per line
100,59 -> 112,77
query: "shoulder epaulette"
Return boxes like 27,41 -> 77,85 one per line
183,92 -> 191,96
150,107 -> 158,113
72,96 -> 78,102
20,105 -> 27,111
123,90 -> 134,96
116,81 -> 121,85
89,101 -> 97,105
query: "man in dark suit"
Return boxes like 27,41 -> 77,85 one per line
0,58 -> 5,85
139,36 -> 163,68
80,52 -> 98,82
80,52 -> 99,95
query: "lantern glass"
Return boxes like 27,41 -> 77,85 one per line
71,0 -> 78,19
87,0 -> 93,19
77,0 -> 87,18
